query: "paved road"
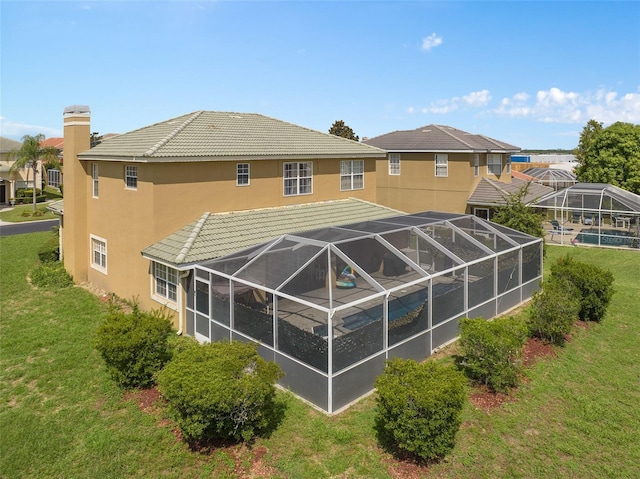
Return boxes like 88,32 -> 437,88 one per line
0,219 -> 59,237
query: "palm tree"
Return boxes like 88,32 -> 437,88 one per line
10,134 -> 59,212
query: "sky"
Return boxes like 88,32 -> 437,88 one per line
1,1 -> 639,150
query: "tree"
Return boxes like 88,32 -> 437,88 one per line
574,121 -> 640,194
10,134 -> 59,212
491,183 -> 546,239
329,120 -> 359,141
90,131 -> 103,148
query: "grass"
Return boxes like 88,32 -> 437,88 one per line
0,203 -> 59,222
1,236 -> 639,478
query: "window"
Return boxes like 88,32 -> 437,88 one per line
487,154 -> 502,175
154,262 -> 178,302
48,169 -> 61,189
284,161 -> 313,196
388,153 -> 400,175
506,155 -> 511,174
237,163 -> 250,186
125,165 -> 137,189
91,235 -> 107,273
473,154 -> 479,177
435,154 -> 448,177
340,160 -> 364,191
92,163 -> 99,197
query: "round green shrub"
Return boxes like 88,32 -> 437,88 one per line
528,277 -> 580,345
550,255 -> 615,322
459,316 -> 528,393
156,341 -> 284,444
94,310 -> 173,389
30,262 -> 73,288
374,358 -> 467,462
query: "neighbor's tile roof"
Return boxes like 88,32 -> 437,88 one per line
142,198 -> 403,267
467,177 -> 553,207
40,137 -> 64,149
79,111 -> 386,162
363,124 -> 520,152
0,137 -> 21,153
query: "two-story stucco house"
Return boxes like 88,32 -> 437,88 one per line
59,106 -> 393,327
363,124 -> 522,215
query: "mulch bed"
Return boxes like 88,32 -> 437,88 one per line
122,329 -> 582,478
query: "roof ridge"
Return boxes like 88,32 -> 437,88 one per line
434,125 -> 475,149
144,111 -> 204,157
175,211 -> 210,263
484,177 -> 510,196
476,134 -> 504,149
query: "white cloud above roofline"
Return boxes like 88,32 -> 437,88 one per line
408,86 -> 640,126
0,117 -> 61,141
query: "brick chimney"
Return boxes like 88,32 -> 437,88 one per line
62,105 -> 91,281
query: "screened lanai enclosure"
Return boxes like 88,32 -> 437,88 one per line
188,211 -> 543,413
532,183 -> 640,248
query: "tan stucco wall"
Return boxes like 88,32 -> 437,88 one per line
77,157 -> 378,319
375,152 -> 511,213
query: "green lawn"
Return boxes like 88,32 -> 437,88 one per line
0,203 -> 58,222
1,235 -> 639,478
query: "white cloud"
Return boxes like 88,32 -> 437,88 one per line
494,87 -> 640,124
421,89 -> 491,114
421,33 -> 443,51
0,117 -> 61,140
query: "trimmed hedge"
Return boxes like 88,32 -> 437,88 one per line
30,262 -> 73,288
375,358 -> 467,462
37,236 -> 59,263
550,254 -> 615,322
157,341 -> 284,444
458,316 -> 528,393
94,310 -> 173,389
528,277 -> 580,345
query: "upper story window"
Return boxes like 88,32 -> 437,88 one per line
506,155 -> 512,174
284,161 -> 313,196
125,165 -> 138,189
340,160 -> 364,191
92,163 -> 99,197
487,154 -> 502,176
154,262 -> 178,303
435,154 -> 448,177
90,235 -> 107,274
388,153 -> 400,175
237,163 -> 250,186
473,154 -> 479,177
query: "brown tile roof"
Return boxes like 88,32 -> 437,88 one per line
363,124 -> 520,153
40,137 -> 64,149
468,178 -> 553,207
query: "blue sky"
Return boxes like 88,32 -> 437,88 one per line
1,1 -> 639,150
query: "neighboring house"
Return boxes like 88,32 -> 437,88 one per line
40,137 -> 64,189
60,106 -> 388,323
467,176 -> 553,220
0,136 -> 44,204
363,124 -> 520,214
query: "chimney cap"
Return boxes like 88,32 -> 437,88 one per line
64,105 -> 91,115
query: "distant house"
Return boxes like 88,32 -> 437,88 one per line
363,124 -> 521,215
0,136 -> 46,204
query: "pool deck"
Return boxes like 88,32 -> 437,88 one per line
544,220 -> 639,249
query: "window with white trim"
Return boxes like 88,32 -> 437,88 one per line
487,154 -> 502,175
388,153 -> 400,175
473,154 -> 479,177
125,165 -> 138,189
506,155 -> 511,174
237,163 -> 250,186
283,161 -> 313,196
154,262 -> 178,302
340,160 -> 364,191
435,154 -> 448,177
90,235 -> 107,273
92,163 -> 99,197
